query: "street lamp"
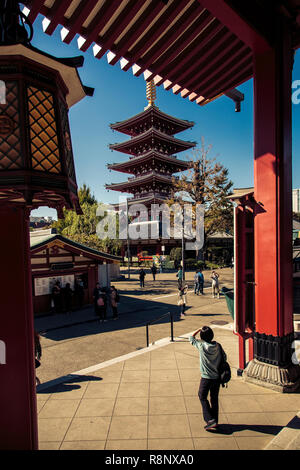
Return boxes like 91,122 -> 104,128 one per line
0,1 -> 93,450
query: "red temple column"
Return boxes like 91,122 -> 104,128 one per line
244,19 -> 300,391
0,205 -> 38,449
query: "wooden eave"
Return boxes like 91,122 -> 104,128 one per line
106,171 -> 174,192
110,105 -> 194,136
110,194 -> 169,209
30,234 -> 121,262
109,127 -> 196,156
227,187 -> 255,205
107,150 -> 190,174
22,0 -> 273,105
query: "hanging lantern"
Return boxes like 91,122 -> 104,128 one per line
0,0 -> 94,217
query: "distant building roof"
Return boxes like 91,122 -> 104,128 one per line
30,229 -> 121,262
227,187 -> 254,201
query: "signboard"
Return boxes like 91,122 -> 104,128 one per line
34,275 -> 75,296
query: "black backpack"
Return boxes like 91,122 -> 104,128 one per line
218,344 -> 231,387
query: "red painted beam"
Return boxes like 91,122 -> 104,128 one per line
79,0 -> 124,53
195,66 -> 252,105
180,40 -> 248,95
62,0 -> 99,45
94,0 -> 148,60
42,0 -> 74,35
204,65 -> 253,101
161,26 -> 232,90
26,0 -> 48,23
121,0 -> 202,72
107,1 -> 166,66
193,50 -> 253,97
196,0 -> 271,52
136,11 -> 213,76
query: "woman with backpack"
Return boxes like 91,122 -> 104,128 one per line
189,326 -> 228,431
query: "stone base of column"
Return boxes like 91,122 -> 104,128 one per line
244,359 -> 300,393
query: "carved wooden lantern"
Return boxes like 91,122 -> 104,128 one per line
0,1 -> 93,217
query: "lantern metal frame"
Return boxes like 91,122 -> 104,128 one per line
0,2 -> 93,217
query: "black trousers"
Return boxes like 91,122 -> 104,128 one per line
112,306 -> 118,318
97,306 -> 107,320
198,377 -> 221,424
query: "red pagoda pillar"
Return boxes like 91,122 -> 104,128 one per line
244,19 -> 300,391
0,205 -> 38,449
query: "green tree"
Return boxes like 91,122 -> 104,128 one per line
172,138 -> 234,258
170,247 -> 182,265
52,186 -> 122,255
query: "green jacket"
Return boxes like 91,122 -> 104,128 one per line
189,336 -> 226,380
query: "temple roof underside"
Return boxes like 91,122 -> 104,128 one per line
106,171 -> 175,192
109,128 -> 196,156
110,105 -> 194,137
107,150 -> 190,174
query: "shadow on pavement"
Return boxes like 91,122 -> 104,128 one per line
40,296 -> 181,342
214,423 -> 283,436
37,374 -> 102,394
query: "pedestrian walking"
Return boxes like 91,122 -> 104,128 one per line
52,280 -> 62,313
211,271 -> 220,298
151,264 -> 157,281
93,282 -> 102,315
178,284 -> 188,318
194,271 -> 199,294
189,326 -> 227,431
176,266 -> 183,288
97,288 -> 108,322
34,330 -> 42,386
75,278 -> 84,309
139,268 -> 146,288
63,282 -> 73,313
198,270 -> 204,295
110,286 -> 119,320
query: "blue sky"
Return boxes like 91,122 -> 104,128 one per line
29,14 -> 300,219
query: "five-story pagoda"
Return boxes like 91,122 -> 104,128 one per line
106,81 -> 196,256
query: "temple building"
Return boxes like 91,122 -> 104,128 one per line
106,81 -> 196,257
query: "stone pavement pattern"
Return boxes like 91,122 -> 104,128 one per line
37,326 -> 300,450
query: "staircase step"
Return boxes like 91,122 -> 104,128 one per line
265,413 -> 300,450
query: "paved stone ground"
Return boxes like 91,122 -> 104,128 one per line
36,326 -> 300,450
34,267 -> 300,450
35,268 -> 234,384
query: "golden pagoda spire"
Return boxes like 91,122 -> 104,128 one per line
144,79 -> 158,110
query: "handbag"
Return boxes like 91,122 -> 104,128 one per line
218,343 -> 231,388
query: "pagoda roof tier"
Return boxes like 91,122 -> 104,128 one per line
107,150 -> 191,175
110,105 -> 194,137
106,171 -> 175,192
110,194 -> 169,210
109,128 -> 196,157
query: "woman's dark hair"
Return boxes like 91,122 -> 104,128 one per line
200,326 -> 214,343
